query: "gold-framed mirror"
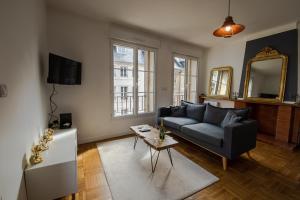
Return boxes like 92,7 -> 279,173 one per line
243,47 -> 288,102
208,66 -> 233,99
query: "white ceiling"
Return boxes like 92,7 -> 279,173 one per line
47,0 -> 300,48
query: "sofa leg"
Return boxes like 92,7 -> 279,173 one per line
222,157 -> 227,170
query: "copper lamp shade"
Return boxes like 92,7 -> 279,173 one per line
213,0 -> 245,38
213,16 -> 245,38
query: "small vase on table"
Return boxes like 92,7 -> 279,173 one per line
159,118 -> 166,141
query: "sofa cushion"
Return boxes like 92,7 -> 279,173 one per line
170,106 -> 187,117
233,108 -> 251,120
203,104 -> 250,126
221,111 -> 242,128
163,117 -> 198,130
181,123 -> 224,147
203,104 -> 228,126
159,107 -> 171,117
181,100 -> 206,122
186,104 -> 206,122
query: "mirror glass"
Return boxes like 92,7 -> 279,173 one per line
247,58 -> 282,99
209,67 -> 232,98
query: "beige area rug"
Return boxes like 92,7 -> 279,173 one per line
97,137 -> 219,200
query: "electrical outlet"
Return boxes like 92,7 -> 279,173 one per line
0,84 -> 8,97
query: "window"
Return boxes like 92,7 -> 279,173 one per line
138,49 -> 155,114
120,66 -> 128,77
112,42 -> 156,117
116,46 -> 127,54
120,86 -> 128,98
173,55 -> 198,105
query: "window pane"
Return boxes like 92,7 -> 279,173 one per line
186,58 -> 198,103
138,92 -> 154,113
189,76 -> 197,91
186,76 -> 197,103
173,56 -> 186,105
138,49 -> 155,71
191,59 -> 198,76
188,92 -> 197,103
138,71 -> 154,93
188,59 -> 198,76
113,44 -> 134,116
138,49 -> 155,113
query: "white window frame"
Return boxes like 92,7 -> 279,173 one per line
172,53 -> 199,105
111,40 -> 157,118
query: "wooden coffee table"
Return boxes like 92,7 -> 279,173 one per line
130,125 -> 159,149
130,124 -> 178,173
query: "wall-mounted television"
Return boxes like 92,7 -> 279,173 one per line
47,53 -> 82,85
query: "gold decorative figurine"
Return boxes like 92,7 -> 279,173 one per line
42,134 -> 51,143
29,128 -> 55,165
30,144 -> 43,165
44,128 -> 54,141
39,139 -> 49,151
47,128 -> 54,136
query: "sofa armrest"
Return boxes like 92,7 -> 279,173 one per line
223,119 -> 258,159
156,107 -> 171,125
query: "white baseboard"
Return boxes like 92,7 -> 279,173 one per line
78,131 -> 131,144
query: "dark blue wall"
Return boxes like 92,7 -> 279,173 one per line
239,29 -> 298,101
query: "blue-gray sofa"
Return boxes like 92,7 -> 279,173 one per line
157,101 -> 257,170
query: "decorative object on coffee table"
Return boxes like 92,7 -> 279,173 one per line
159,118 -> 166,140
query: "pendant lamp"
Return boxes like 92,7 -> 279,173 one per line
213,0 -> 245,38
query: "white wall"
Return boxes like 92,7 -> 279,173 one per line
204,22 -> 300,107
0,0 -> 48,199
47,9 -> 205,144
205,40 -> 246,95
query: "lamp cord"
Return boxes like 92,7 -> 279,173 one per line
228,0 -> 231,16
48,84 -> 58,126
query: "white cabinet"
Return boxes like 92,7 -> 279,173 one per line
25,128 -> 77,200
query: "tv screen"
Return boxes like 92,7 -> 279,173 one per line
47,53 -> 82,85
